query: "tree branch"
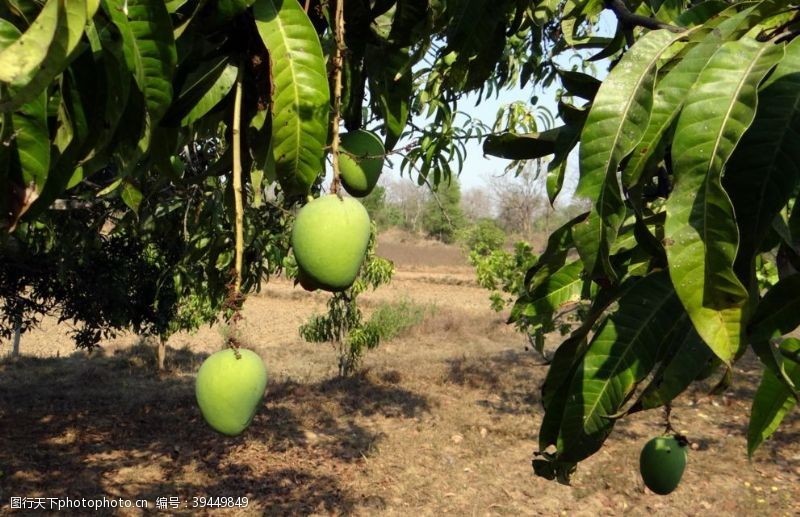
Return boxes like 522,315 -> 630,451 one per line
329,0 -> 346,195
605,0 -> 683,33
231,65 -> 245,295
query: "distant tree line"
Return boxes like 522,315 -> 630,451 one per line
364,161 -> 589,247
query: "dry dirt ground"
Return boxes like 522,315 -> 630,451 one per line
1,231 -> 799,516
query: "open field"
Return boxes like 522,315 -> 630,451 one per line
1,232 -> 799,515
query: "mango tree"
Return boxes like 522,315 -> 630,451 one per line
1,0 -> 799,482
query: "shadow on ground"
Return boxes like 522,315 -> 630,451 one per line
444,349 -> 546,416
0,344 -> 430,514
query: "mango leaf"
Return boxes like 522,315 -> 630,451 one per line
665,38 -> 783,364
387,0 -> 428,47
622,7 -> 757,188
181,63 -> 238,126
572,29 -> 687,283
342,46 -> 365,130
215,0 -> 256,22
163,53 -> 231,125
482,127 -> 562,160
630,320 -> 713,412
11,91 -> 49,190
1,0 -> 87,112
747,338 -> 800,457
748,274 -> 800,342
546,104 -> 585,205
254,0 -> 330,196
103,0 -> 177,125
366,44 -> 411,151
556,271 -> 688,462
0,0 -> 60,86
522,211 -> 588,290
726,37 -> 800,276
556,68 -> 600,101
511,259 -> 584,323
674,0 -> 729,27
121,180 -> 143,214
546,159 -> 567,206
538,277 -> 640,449
79,17 -> 132,170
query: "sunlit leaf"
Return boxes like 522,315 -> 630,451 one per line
665,37 -> 783,363
254,0 -> 330,196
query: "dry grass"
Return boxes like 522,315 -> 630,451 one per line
1,235 -> 799,515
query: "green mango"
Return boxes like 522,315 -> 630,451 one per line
639,436 -> 688,495
339,130 -> 384,197
291,194 -> 371,292
195,348 -> 267,436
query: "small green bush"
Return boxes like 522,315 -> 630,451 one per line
367,298 -> 429,341
458,218 -> 506,255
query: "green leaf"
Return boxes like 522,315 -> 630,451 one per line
366,44 -> 411,151
181,63 -> 238,126
254,0 -> 330,196
556,68 -> 600,101
674,0 -> 729,27
726,37 -> 800,276
512,259 -> 584,322
665,37 -> 783,364
102,0 -> 177,125
79,17 -> 132,170
748,274 -> 800,342
482,126 -> 562,160
631,320 -> 713,411
573,29 -> 687,283
622,7 -> 758,188
11,91 -> 49,189
522,211 -> 588,290
546,159 -> 567,206
0,0 -> 60,86
538,278 -> 639,449
1,0 -> 87,112
387,0 -> 429,47
557,271 -> 688,462
121,180 -> 143,214
163,53 -> 231,125
747,339 -> 800,457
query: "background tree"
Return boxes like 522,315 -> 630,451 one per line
422,177 -> 466,243
461,187 -> 495,223
384,177 -> 428,233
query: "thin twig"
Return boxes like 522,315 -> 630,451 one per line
329,0 -> 346,195
232,65 -> 245,294
605,0 -> 683,33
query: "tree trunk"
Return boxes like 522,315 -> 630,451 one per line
157,337 -> 166,371
11,323 -> 20,357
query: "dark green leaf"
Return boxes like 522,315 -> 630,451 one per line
726,37 -> 800,279
632,321 -> 713,411
103,0 -> 177,125
1,0 -> 87,113
747,338 -> 800,457
366,44 -> 411,151
557,271 -> 687,462
482,126 -> 562,160
556,68 -> 600,101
